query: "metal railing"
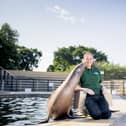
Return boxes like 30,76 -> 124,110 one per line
0,66 -> 126,96
0,79 -> 126,96
103,80 -> 126,95
0,79 -> 63,92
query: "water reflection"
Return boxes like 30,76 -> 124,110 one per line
0,97 -> 48,126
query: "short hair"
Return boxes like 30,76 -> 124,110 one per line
83,52 -> 94,58
83,52 -> 97,67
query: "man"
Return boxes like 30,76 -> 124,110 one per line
75,52 -> 111,120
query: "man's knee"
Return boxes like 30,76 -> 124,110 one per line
88,110 -> 102,120
91,113 -> 101,120
90,110 -> 111,120
101,111 -> 111,119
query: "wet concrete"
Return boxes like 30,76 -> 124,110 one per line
37,95 -> 126,126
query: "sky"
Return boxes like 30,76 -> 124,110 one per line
0,0 -> 126,71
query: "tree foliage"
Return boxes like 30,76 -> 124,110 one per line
47,45 -> 108,72
0,23 -> 42,70
97,62 -> 126,79
0,23 -> 19,69
17,46 -> 42,70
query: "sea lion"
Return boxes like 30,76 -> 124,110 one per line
40,63 -> 85,123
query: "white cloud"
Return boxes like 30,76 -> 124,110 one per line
48,5 -> 85,24
80,17 -> 85,24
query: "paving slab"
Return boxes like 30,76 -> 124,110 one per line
36,95 -> 126,126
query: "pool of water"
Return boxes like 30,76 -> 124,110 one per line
0,97 -> 48,126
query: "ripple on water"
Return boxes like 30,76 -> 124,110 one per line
0,97 -> 48,126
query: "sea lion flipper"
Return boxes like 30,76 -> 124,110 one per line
66,113 -> 75,119
110,109 -> 120,113
66,109 -> 76,119
38,115 -> 50,124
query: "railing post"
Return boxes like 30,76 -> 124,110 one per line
123,79 -> 125,96
0,70 -> 1,90
73,90 -> 80,109
47,80 -> 49,91
0,67 -> 2,80
36,80 -> 39,91
32,79 -> 35,91
10,76 -> 13,91
110,80 -> 114,94
1,80 -> 5,91
16,79 -> 18,91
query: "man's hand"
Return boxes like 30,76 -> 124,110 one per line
83,88 -> 95,95
102,86 -> 109,94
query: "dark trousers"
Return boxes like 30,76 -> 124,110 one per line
85,94 -> 111,120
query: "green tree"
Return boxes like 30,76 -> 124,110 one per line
97,62 -> 126,79
0,23 -> 42,70
47,65 -> 55,72
17,46 -> 42,70
47,45 -> 108,72
0,23 -> 19,69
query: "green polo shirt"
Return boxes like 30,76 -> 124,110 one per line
79,66 -> 102,94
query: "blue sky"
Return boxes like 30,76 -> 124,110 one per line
0,0 -> 126,71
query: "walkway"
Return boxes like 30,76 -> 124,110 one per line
36,95 -> 126,126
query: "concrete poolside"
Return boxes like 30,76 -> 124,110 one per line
0,91 -> 51,98
37,95 -> 126,126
